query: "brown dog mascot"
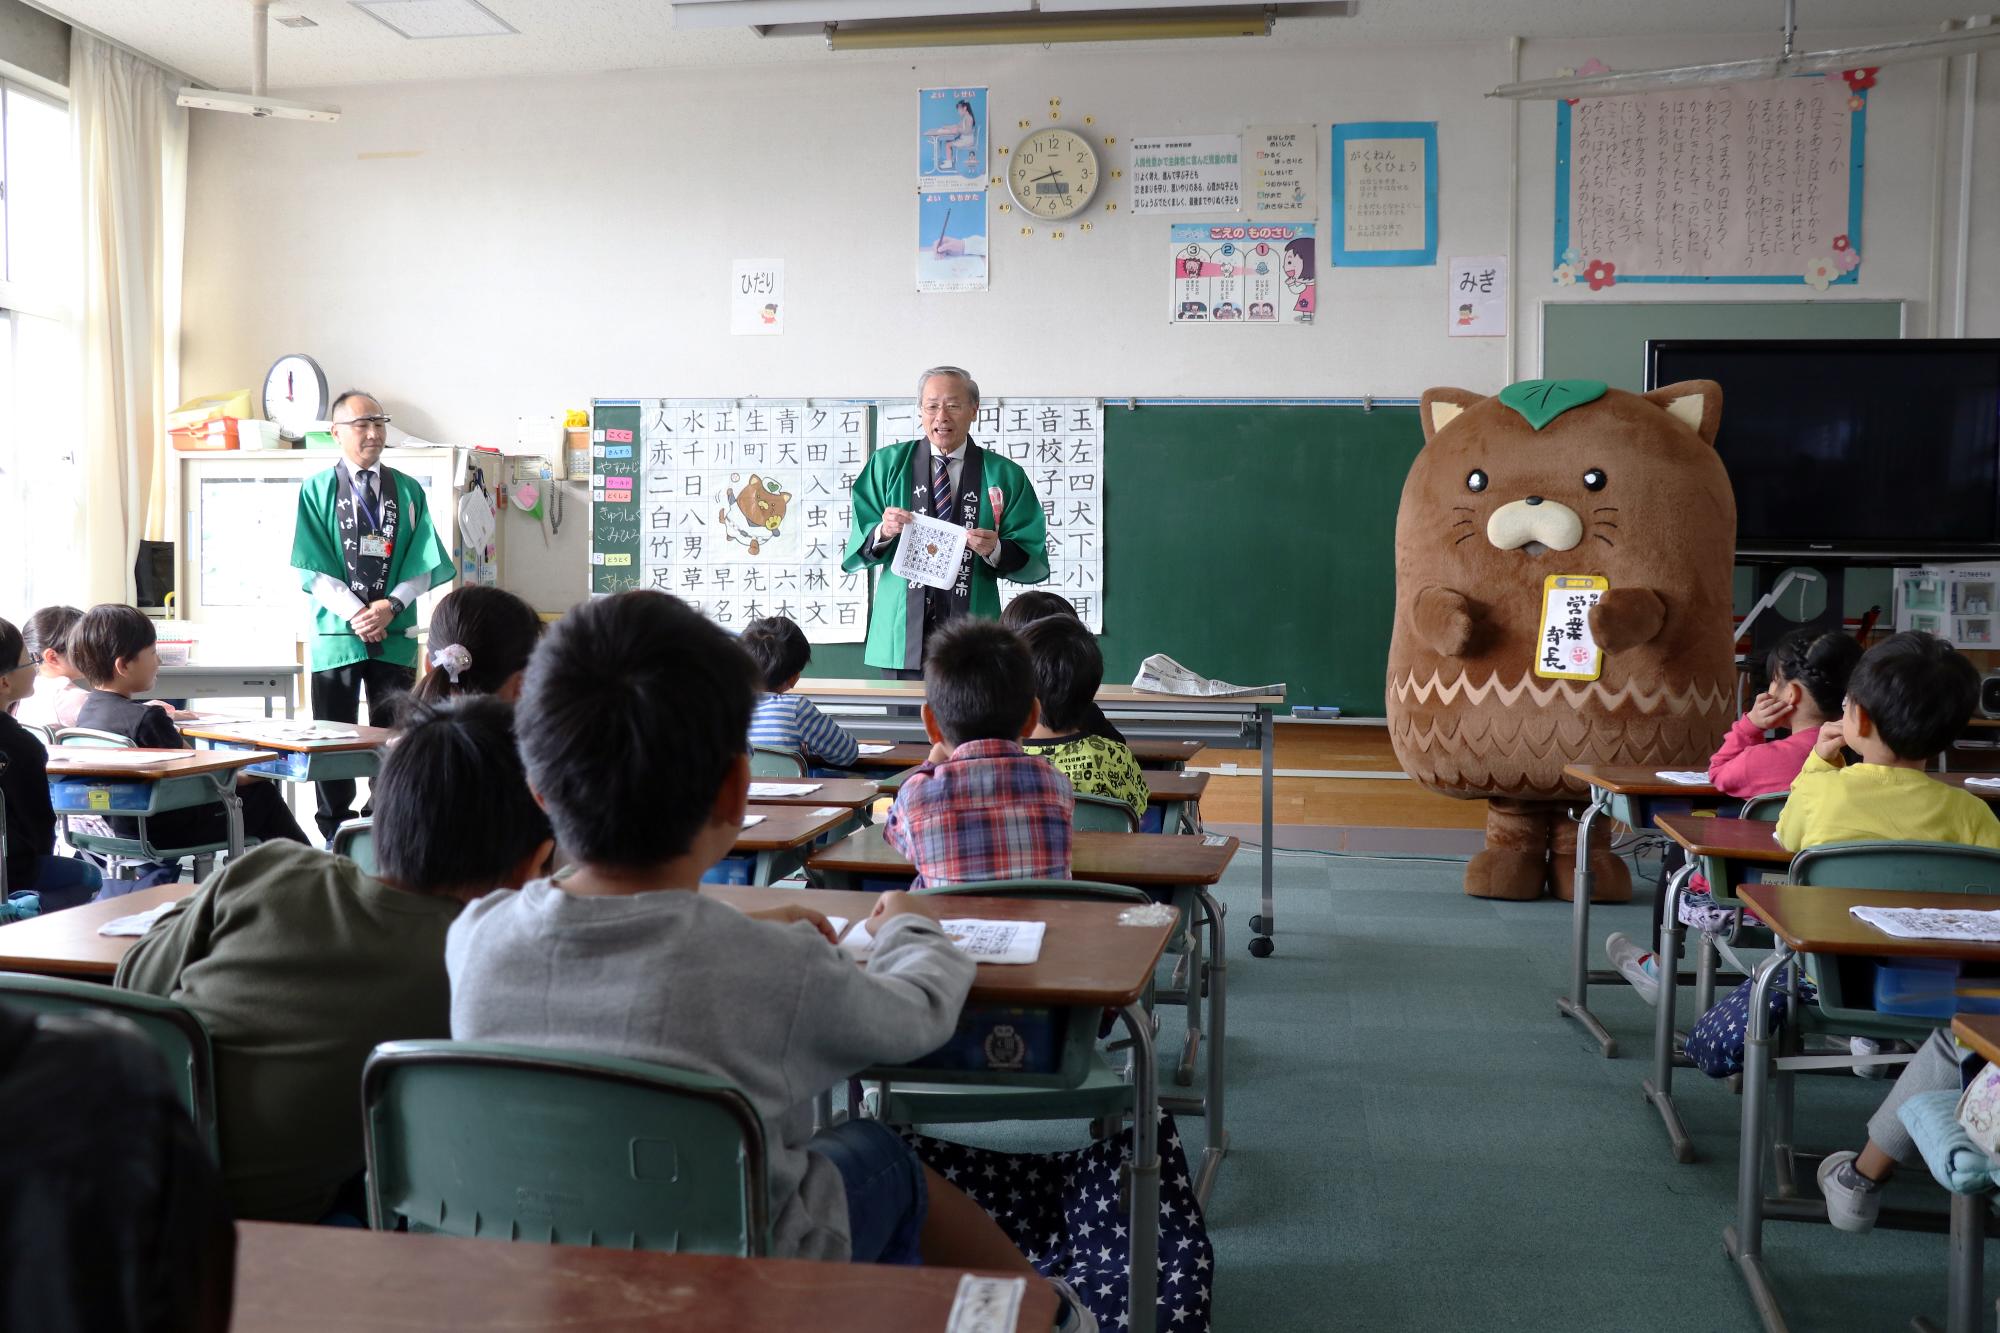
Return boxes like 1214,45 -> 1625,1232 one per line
1387,379 -> 1737,901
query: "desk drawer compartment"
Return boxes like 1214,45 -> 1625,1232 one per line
49,781 -> 152,813
877,1004 -> 1091,1087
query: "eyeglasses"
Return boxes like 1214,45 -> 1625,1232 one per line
334,415 -> 392,432
3,660 -> 34,676
921,401 -> 971,415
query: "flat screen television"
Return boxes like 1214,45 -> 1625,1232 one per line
1644,339 -> 2000,561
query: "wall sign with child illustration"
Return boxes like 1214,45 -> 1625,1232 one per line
1386,376 -> 1738,903
1169,222 -> 1314,325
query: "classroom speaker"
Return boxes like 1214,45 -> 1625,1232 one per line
1983,674 -> 2000,720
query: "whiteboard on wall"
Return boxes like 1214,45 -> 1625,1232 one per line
178,449 -> 458,625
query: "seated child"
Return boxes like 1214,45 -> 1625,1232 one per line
999,592 -> 1124,744
741,614 -> 859,771
1606,628 -> 1862,998
68,604 -> 309,883
117,695 -> 551,1223
1752,632 -> 1999,1232
406,586 -> 543,707
887,618 -> 1074,887
0,617 -> 103,910
11,605 -> 87,731
1019,615 -> 1147,825
444,592 -> 1096,1329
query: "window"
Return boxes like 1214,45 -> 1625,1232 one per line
0,79 -> 77,614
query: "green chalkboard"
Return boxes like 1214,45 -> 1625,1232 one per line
1542,299 -> 1904,391
805,405 -> 1424,716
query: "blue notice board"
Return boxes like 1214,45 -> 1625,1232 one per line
1329,121 -> 1438,267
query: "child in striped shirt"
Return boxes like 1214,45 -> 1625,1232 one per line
741,615 -> 859,771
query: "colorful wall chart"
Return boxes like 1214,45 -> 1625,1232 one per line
876,398 -> 1105,631
1169,222 -> 1316,325
919,190 -> 989,293
919,86 -> 987,188
1554,69 -> 1868,288
1330,121 -> 1438,267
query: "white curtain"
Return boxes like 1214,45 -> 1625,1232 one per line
70,33 -> 186,605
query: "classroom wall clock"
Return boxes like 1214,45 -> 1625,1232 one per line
262,353 -> 329,441
1006,125 -> 1099,221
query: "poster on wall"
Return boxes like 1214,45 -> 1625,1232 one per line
1893,563 -> 2000,641
919,86 -> 987,189
1129,134 -> 1243,214
918,190 -> 988,293
876,398 -> 1105,631
1245,125 -> 1317,219
729,258 -> 784,336
628,398 -> 869,641
1554,70 -> 1868,289
1447,255 -> 1508,336
1169,222 -> 1316,325
1330,121 -> 1438,266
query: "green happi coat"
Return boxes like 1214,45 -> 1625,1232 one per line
290,465 -> 456,673
843,439 -> 1050,671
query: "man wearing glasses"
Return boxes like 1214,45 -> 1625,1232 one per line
289,390 -> 455,840
843,366 -> 1050,677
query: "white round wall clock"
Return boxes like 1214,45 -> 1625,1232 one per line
1007,126 -> 1099,221
262,353 -> 329,441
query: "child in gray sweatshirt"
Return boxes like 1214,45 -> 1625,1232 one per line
447,592 -> 1095,1331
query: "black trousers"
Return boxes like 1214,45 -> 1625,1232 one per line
310,657 -> 416,840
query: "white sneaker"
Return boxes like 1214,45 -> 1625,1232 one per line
1850,1036 -> 1913,1079
1817,1150 -> 1883,1234
1048,1276 -> 1100,1333
1605,932 -> 1660,1007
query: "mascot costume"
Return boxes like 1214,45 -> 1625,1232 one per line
1386,379 -> 1737,901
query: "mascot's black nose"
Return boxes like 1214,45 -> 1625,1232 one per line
1525,496 -> 1544,506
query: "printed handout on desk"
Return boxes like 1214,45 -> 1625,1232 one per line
1852,905 -> 2000,944
857,743 -> 897,756
1132,653 -> 1283,699
48,751 -> 182,769
747,782 -> 821,797
740,815 -> 766,829
944,1275 -> 1026,1333
891,512 -> 970,590
99,901 -> 183,937
1964,777 -> 2000,790
207,721 -> 360,742
1655,770 -> 1713,786
842,918 -> 1046,965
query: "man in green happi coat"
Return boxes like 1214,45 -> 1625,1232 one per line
289,390 -> 455,839
843,366 -> 1050,675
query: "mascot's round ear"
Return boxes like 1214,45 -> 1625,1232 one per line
1644,379 -> 1724,448
1420,388 -> 1485,444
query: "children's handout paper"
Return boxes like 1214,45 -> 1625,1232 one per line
842,918 -> 1047,965
857,743 -> 897,755
747,782 -> 821,797
1655,770 -> 1713,785
892,512 -> 971,590
944,1275 -> 1027,1333
740,815 -> 766,829
1851,906 -> 2000,944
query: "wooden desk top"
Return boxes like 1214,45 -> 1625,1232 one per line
1953,1014 -> 2000,1065
807,825 -> 1239,888
1142,770 -> 1209,802
849,738 -> 1206,772
43,748 -> 279,781
0,883 -> 191,978
704,885 -> 1176,1008
230,1221 -> 1056,1333
744,779 -> 881,810
1562,763 -> 1719,798
797,677 -> 1284,708
1739,883 -> 2000,962
179,721 -> 393,753
1933,773 -> 2000,805
735,805 -> 856,853
1652,814 -> 1794,863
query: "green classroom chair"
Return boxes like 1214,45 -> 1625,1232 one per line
331,819 -> 376,874
1072,792 -> 1140,834
749,747 -> 808,778
362,1039 -> 772,1256
868,879 -> 1154,1128
0,971 -> 218,1152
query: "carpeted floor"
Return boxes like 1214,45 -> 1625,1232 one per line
940,847 -> 1977,1331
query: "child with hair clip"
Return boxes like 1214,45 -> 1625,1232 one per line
410,587 -> 543,707
1606,627 -> 1862,1002
12,605 -> 86,731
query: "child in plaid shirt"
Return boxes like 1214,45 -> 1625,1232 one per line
886,618 -> 1074,887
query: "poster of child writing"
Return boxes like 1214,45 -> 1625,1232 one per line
919,87 -> 987,189
918,191 -> 989,293
1168,222 -> 1315,326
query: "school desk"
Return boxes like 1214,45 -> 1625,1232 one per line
1641,815 -> 1794,1164
1931,772 -> 2000,805
805,827 -> 1236,1203
44,748 -> 280,860
1727,883 -> 2000,1333
1559,764 -> 1726,1058
180,721 -> 393,786
802,676 -> 1283,956
144,663 -> 302,718
0,881 -> 191,979
705,883 -> 1176,1333
229,1221 -> 1057,1333
732,804 -> 859,885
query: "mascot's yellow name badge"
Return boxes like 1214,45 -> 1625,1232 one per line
1536,575 -> 1607,681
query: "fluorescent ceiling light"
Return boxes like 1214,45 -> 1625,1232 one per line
671,1 -> 1031,28
825,11 -> 1273,50
177,87 -> 341,121
351,0 -> 517,40
1492,13 -> 2000,100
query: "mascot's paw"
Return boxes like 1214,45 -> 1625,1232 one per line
1549,851 -> 1633,904
1587,588 -> 1666,654
1465,849 -> 1550,901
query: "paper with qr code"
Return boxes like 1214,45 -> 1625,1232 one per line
945,1275 -> 1026,1333
891,511 -> 970,590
